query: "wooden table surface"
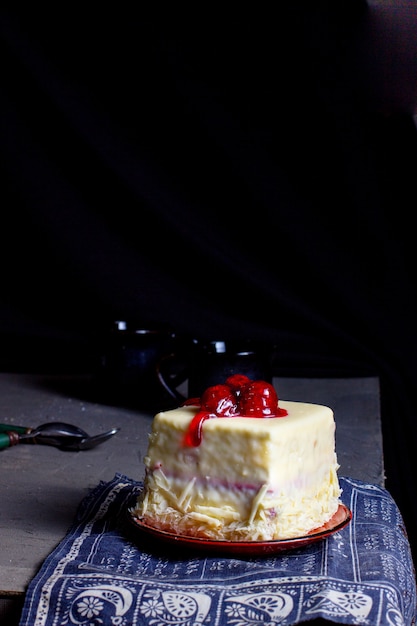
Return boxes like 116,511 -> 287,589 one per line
0,374 -> 383,600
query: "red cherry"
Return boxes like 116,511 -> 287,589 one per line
200,384 -> 238,417
182,377 -> 288,447
225,374 -> 252,393
238,380 -> 281,417
183,384 -> 238,447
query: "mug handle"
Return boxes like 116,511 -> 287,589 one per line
156,353 -> 188,402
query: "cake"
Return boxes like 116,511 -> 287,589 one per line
133,375 -> 342,541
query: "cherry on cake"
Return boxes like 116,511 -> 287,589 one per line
133,375 -> 342,541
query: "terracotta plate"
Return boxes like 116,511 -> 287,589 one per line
126,503 -> 352,557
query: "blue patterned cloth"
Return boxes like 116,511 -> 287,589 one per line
19,474 -> 416,626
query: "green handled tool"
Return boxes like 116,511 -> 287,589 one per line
0,423 -> 29,434
0,424 -> 30,449
0,421 -> 119,451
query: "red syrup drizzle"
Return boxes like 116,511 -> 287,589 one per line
182,375 -> 288,447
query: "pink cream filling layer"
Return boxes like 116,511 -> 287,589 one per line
147,467 -> 315,495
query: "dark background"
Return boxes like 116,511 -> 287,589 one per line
1,6 -> 417,559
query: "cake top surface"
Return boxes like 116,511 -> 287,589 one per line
157,401 -> 333,428
158,374 -> 334,446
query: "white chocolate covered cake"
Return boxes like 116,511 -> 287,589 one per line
133,375 -> 341,541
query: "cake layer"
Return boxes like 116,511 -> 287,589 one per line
135,400 -> 341,541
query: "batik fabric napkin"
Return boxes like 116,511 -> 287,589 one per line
19,474 -> 416,626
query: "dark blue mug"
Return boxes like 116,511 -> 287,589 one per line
98,322 -> 189,411
98,324 -> 273,411
158,339 -> 273,401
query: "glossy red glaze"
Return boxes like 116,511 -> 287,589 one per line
183,411 -> 210,447
182,376 -> 288,447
